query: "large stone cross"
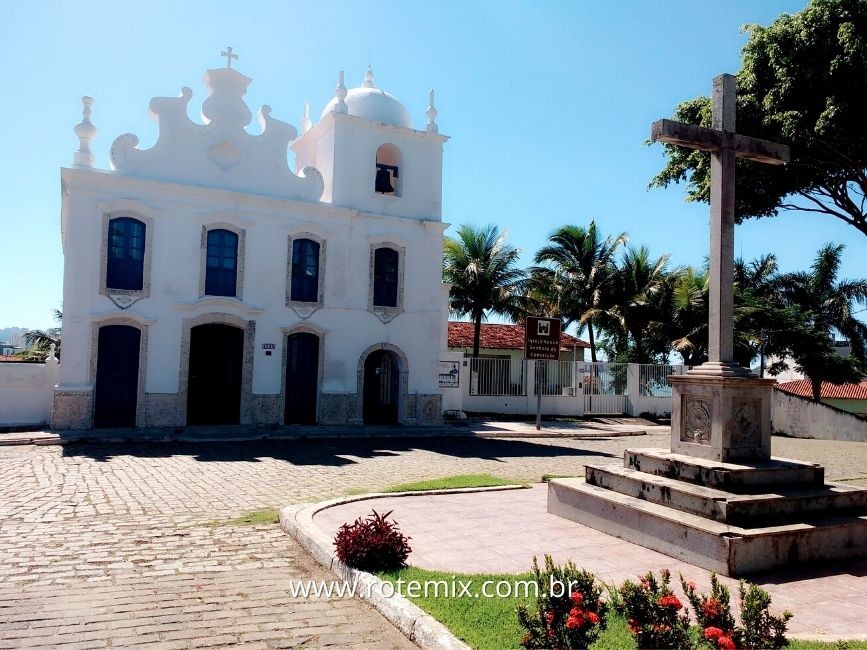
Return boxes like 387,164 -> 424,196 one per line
652,74 -> 790,463
651,74 -> 790,377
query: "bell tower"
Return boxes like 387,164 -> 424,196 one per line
292,68 -> 449,221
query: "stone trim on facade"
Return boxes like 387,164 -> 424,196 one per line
286,232 -> 327,319
367,242 -> 406,324
98,209 -> 155,310
199,223 -> 246,300
177,313 -> 256,425
354,342 -> 409,425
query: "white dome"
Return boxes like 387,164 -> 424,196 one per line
320,71 -> 412,129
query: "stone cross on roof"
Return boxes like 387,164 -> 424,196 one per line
221,46 -> 238,68
651,74 -> 790,377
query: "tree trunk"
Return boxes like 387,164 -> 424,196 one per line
811,378 -> 822,402
587,322 -> 597,363
473,312 -> 482,359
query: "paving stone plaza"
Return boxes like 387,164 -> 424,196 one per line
2,430 -> 866,647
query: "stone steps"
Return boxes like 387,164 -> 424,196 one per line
547,477 -> 867,576
624,448 -> 824,491
585,464 -> 867,526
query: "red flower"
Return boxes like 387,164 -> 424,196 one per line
658,594 -> 683,609
704,627 -> 724,641
570,591 -> 584,605
717,635 -> 736,650
702,597 -> 724,619
687,581 -> 697,591
565,616 -> 581,629
544,610 -> 555,625
586,611 -> 600,625
627,618 -> 639,634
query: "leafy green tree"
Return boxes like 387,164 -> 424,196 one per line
774,243 -> 867,400
532,222 -> 626,362
650,0 -> 867,237
443,224 -> 528,357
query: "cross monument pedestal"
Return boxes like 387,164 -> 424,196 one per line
546,74 -> 867,576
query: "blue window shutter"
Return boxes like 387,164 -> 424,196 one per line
291,239 -> 320,302
106,218 -> 146,290
373,247 -> 399,307
205,229 -> 239,297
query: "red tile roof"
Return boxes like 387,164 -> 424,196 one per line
776,379 -> 867,400
447,321 -> 589,351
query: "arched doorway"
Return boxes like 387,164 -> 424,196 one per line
187,323 -> 244,425
363,350 -> 399,425
94,325 -> 141,428
284,332 -> 319,424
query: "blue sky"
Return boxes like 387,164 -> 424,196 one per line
3,0 -> 865,332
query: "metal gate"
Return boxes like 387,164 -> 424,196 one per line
581,363 -> 628,415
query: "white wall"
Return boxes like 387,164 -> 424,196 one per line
771,388 -> 867,442
57,170 -> 448,402
0,360 -> 58,426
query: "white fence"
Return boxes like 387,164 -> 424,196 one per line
455,358 -> 685,417
0,358 -> 58,427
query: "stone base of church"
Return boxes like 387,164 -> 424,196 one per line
670,374 -> 775,463
142,393 -> 185,427
51,389 -> 93,429
252,395 -> 282,425
548,448 -> 867,576
49,389 -> 444,429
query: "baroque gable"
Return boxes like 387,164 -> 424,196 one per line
108,66 -> 324,202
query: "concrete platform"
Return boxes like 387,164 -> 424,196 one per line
585,464 -> 867,525
548,448 -> 867,576
625,448 -> 824,489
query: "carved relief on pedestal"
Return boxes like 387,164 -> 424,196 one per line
730,398 -> 760,448
683,396 -> 711,445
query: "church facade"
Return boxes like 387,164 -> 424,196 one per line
52,55 -> 449,429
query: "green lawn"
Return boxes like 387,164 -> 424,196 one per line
210,508 -> 280,526
349,473 -> 524,495
377,566 -> 866,650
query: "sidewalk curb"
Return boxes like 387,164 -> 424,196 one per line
279,486 -> 526,650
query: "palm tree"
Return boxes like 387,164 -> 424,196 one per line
669,266 -> 709,366
776,243 -> 867,400
532,222 -> 626,362
443,224 -> 528,357
23,309 -> 62,357
586,246 -> 672,363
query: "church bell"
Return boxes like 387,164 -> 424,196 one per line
375,164 -> 398,194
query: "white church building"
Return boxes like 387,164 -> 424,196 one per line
52,53 -> 450,429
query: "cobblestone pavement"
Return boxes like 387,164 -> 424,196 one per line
2,433 -> 866,647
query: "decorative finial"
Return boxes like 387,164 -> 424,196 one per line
426,89 -> 438,134
333,71 -> 348,114
300,102 -> 311,134
363,65 -> 375,88
221,46 -> 238,68
73,96 -> 96,168
47,343 -> 57,362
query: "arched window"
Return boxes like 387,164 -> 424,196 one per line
375,144 -> 402,196
205,229 -> 239,297
373,247 -> 399,307
291,238 -> 320,303
106,217 -> 146,290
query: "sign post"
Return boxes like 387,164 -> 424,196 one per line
524,316 -> 562,430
